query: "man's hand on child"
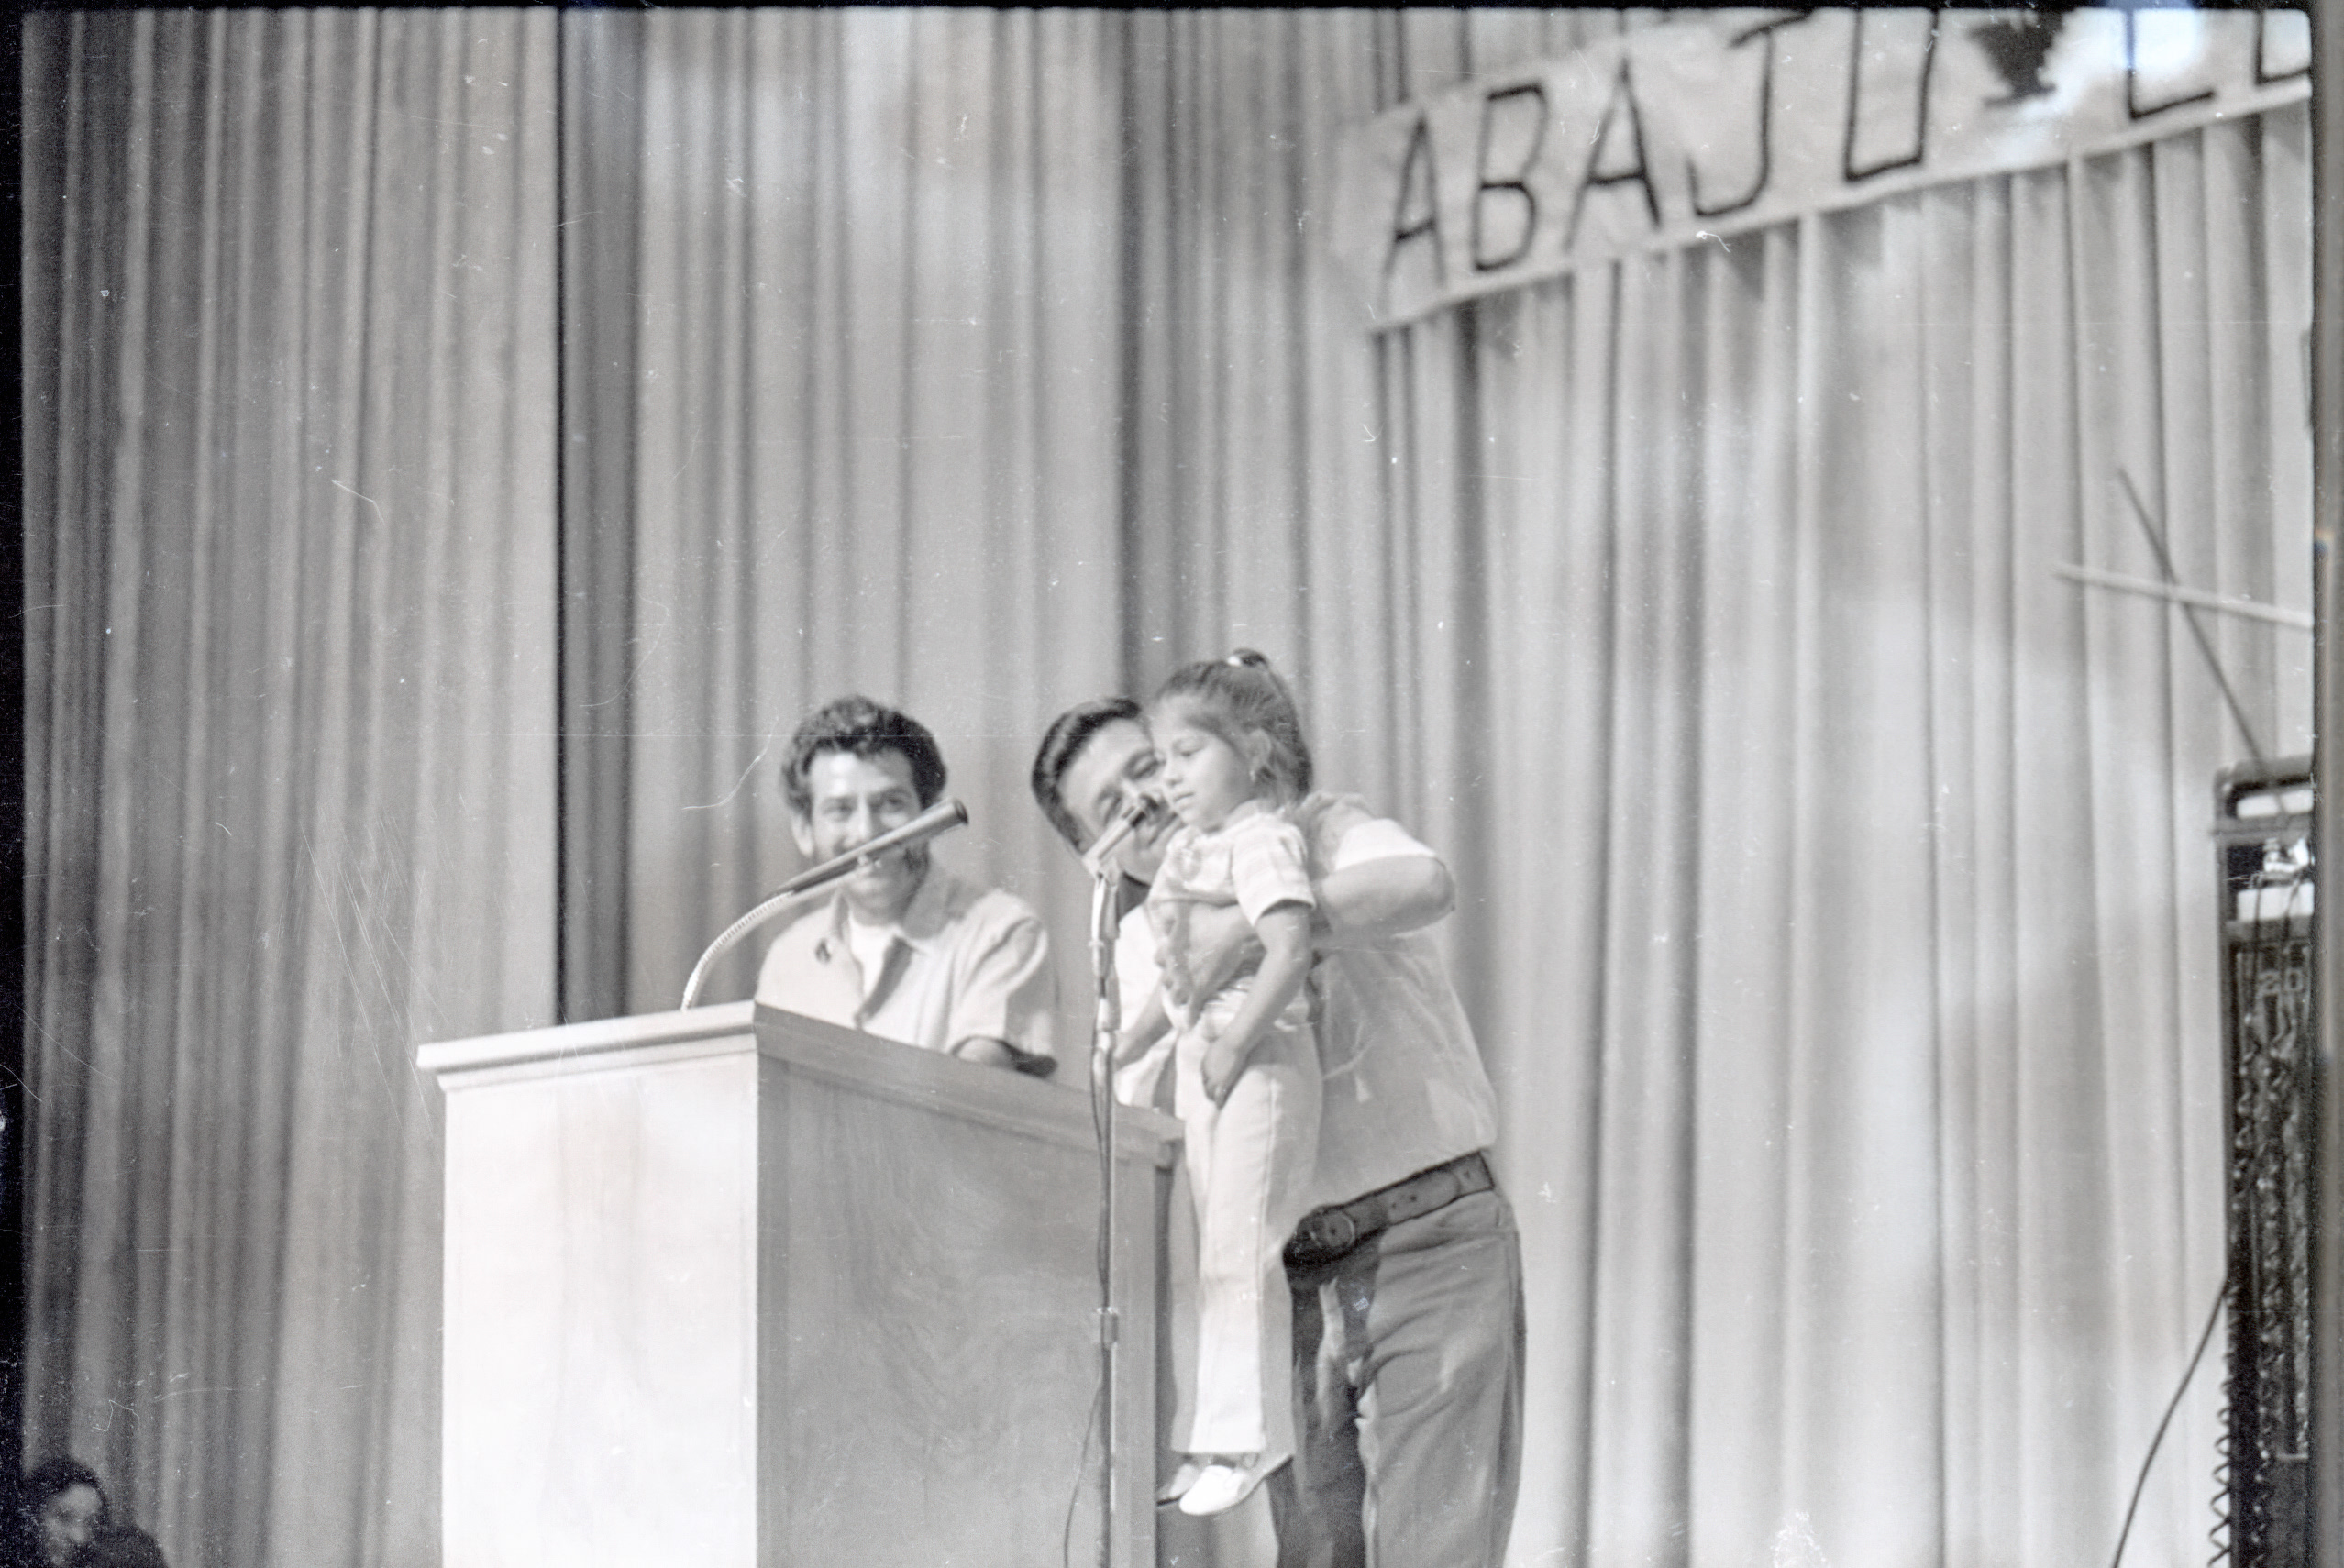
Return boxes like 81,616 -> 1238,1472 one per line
1173,900 -> 1262,1010
1198,1027 -> 1250,1105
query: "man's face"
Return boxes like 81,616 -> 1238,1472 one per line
1057,717 -> 1172,883
792,747 -> 930,924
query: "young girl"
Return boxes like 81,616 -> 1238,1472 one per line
1119,650 -> 1322,1518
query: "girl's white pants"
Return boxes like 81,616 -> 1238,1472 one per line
1170,996 -> 1321,1463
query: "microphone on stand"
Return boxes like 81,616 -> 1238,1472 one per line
680,798 -> 969,1009
1081,795 -> 1165,878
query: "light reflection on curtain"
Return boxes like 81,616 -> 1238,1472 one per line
603,8 -> 1129,1025
22,11 -> 558,1567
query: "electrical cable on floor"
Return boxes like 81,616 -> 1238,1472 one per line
1064,1373 -> 1104,1568
2109,1279 -> 2228,1568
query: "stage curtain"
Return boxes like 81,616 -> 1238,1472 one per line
21,12 -> 558,1568
27,10 -> 2291,1568
1120,13 -> 2310,1568
577,8 -> 1131,1023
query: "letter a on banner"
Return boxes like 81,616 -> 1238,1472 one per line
1385,113 -> 1443,306
1565,59 -> 1661,253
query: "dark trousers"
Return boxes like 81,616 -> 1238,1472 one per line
1268,1186 -> 1525,1568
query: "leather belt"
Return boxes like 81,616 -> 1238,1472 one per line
1283,1151 -> 1493,1271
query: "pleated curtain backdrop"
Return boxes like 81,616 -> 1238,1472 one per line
568,8 -> 1133,1027
22,11 -> 557,1567
1470,129 -> 2311,1568
21,8 -> 2316,1568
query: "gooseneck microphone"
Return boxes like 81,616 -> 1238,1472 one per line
680,797 -> 970,1009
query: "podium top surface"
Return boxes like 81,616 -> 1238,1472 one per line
418,999 -> 764,1076
416,1001 -> 1182,1162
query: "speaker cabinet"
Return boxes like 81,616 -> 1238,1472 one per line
2214,757 -> 2315,1568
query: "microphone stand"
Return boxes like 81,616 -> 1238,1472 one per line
1087,855 -> 1123,1568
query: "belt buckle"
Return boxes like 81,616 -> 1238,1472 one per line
1290,1207 -> 1360,1266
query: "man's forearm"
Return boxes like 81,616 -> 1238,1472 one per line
1173,853 -> 1454,1000
1310,856 -> 1454,947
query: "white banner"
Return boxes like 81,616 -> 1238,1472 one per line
1332,7 -> 2309,329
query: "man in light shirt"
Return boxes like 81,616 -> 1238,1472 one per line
1031,696 -> 1523,1568
757,695 -> 1056,1074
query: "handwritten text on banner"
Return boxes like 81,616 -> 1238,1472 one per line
1332,8 -> 2310,330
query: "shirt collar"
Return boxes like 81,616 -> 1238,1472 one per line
821,861 -> 960,956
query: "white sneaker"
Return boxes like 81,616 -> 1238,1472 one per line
1177,1456 -> 1276,1518
1155,1460 -> 1205,1504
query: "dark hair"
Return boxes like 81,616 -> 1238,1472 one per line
20,1452 -> 103,1518
1030,696 -> 1144,852
1151,649 -> 1313,802
779,696 -> 947,817
82,1526 -> 167,1568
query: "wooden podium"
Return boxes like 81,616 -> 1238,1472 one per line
416,1001 -> 1182,1568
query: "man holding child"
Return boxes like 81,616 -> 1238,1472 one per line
1032,671 -> 1524,1567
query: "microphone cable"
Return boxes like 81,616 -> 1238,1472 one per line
1063,1373 -> 1104,1568
2107,1277 -> 2227,1568
1062,1018 -> 1113,1568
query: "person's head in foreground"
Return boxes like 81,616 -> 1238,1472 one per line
20,1458 -> 102,1568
